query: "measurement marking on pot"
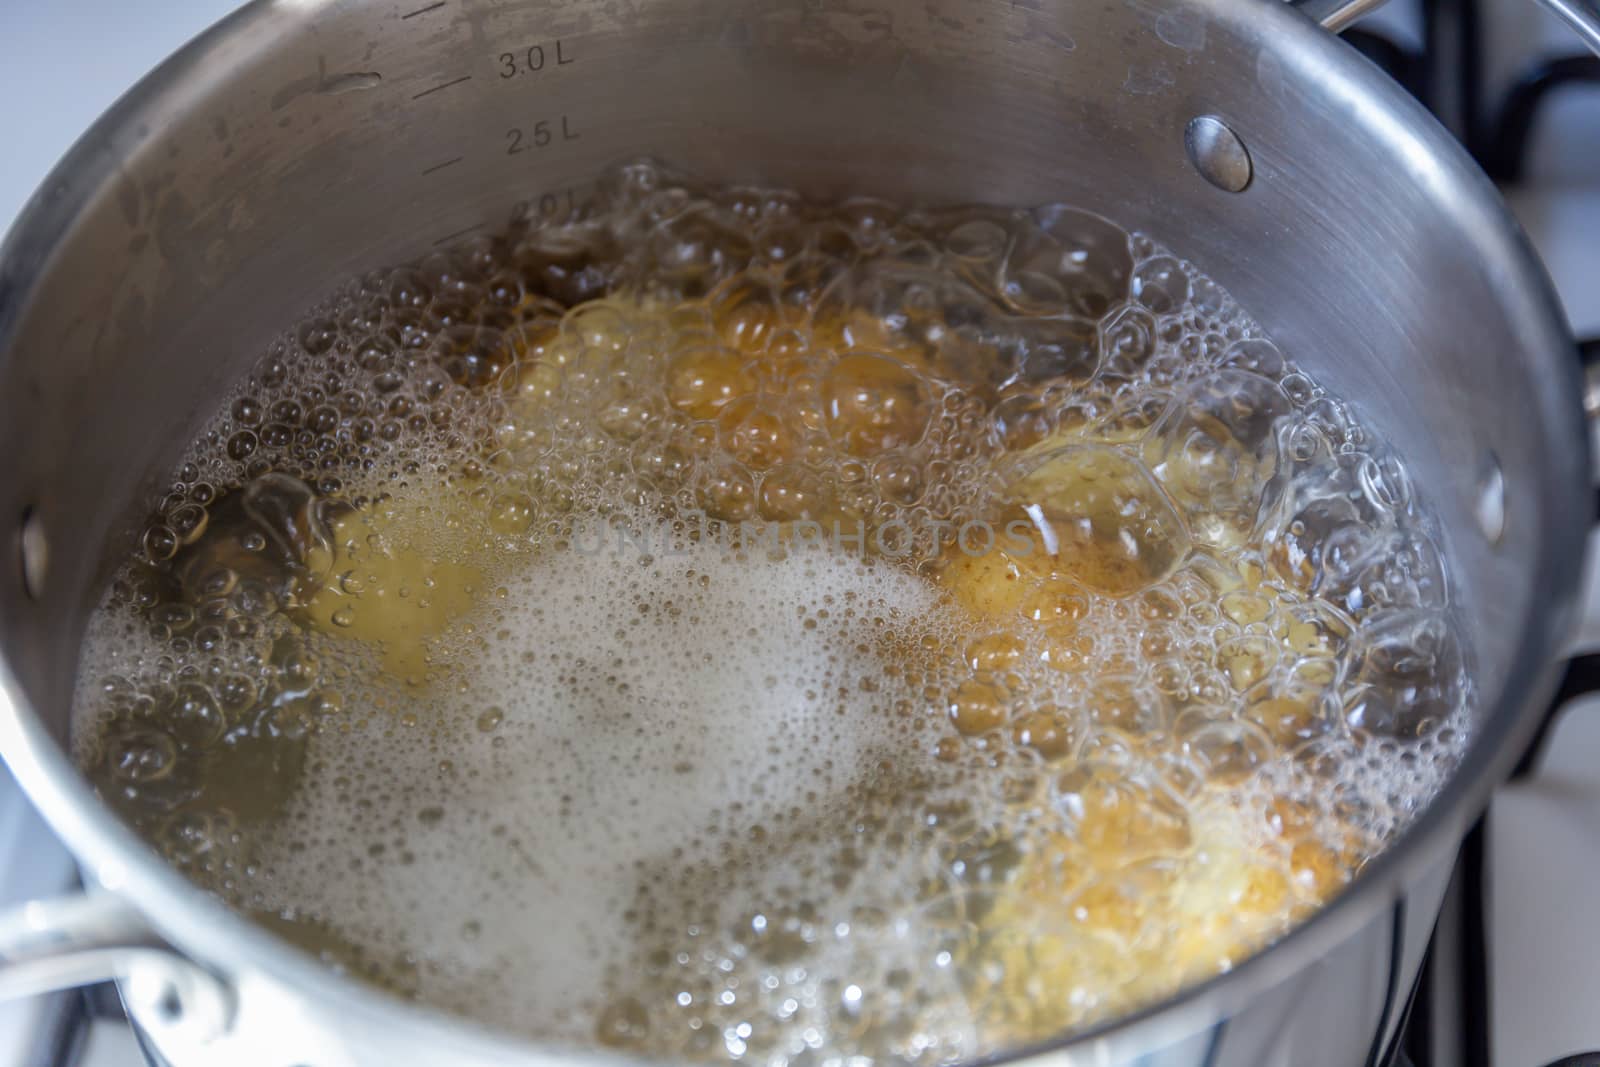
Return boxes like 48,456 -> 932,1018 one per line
432,222 -> 486,246
421,155 -> 464,175
400,1 -> 446,18
510,187 -> 583,221
505,116 -> 580,155
498,40 -> 575,79
412,74 -> 473,100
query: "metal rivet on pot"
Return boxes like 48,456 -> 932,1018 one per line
1474,451 -> 1505,546
18,507 -> 47,600
1185,115 -> 1252,193
155,983 -> 185,1022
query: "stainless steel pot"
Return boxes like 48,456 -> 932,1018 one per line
1,0 -> 1597,1064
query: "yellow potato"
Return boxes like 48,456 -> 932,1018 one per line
938,546 -> 1037,620
298,499 -> 483,684
1004,445 -> 1192,598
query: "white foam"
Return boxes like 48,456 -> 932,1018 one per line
251,527 -> 948,1033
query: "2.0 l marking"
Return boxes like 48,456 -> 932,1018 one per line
505,116 -> 580,154
510,187 -> 584,221
498,40 -> 575,79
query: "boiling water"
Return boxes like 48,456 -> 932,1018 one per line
72,162 -> 1469,1063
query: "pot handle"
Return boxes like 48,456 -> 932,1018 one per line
0,891 -> 233,1042
1294,0 -> 1600,54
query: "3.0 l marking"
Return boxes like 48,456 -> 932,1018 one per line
498,40 -> 575,79
505,116 -> 580,154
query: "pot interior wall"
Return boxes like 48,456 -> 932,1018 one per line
0,0 -> 1576,763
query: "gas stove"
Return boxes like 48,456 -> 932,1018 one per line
1,1 -> 1597,1064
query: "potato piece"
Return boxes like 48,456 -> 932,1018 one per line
938,547 -> 1036,620
1056,765 -> 1192,869
299,499 -> 483,684
822,353 -> 933,457
1005,445 -> 1192,597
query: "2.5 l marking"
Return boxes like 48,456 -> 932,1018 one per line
505,116 -> 580,154
498,40 -> 574,79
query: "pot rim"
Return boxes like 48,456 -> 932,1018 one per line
0,0 -> 1588,1061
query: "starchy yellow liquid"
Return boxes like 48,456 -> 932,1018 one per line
74,163 -> 1467,1064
